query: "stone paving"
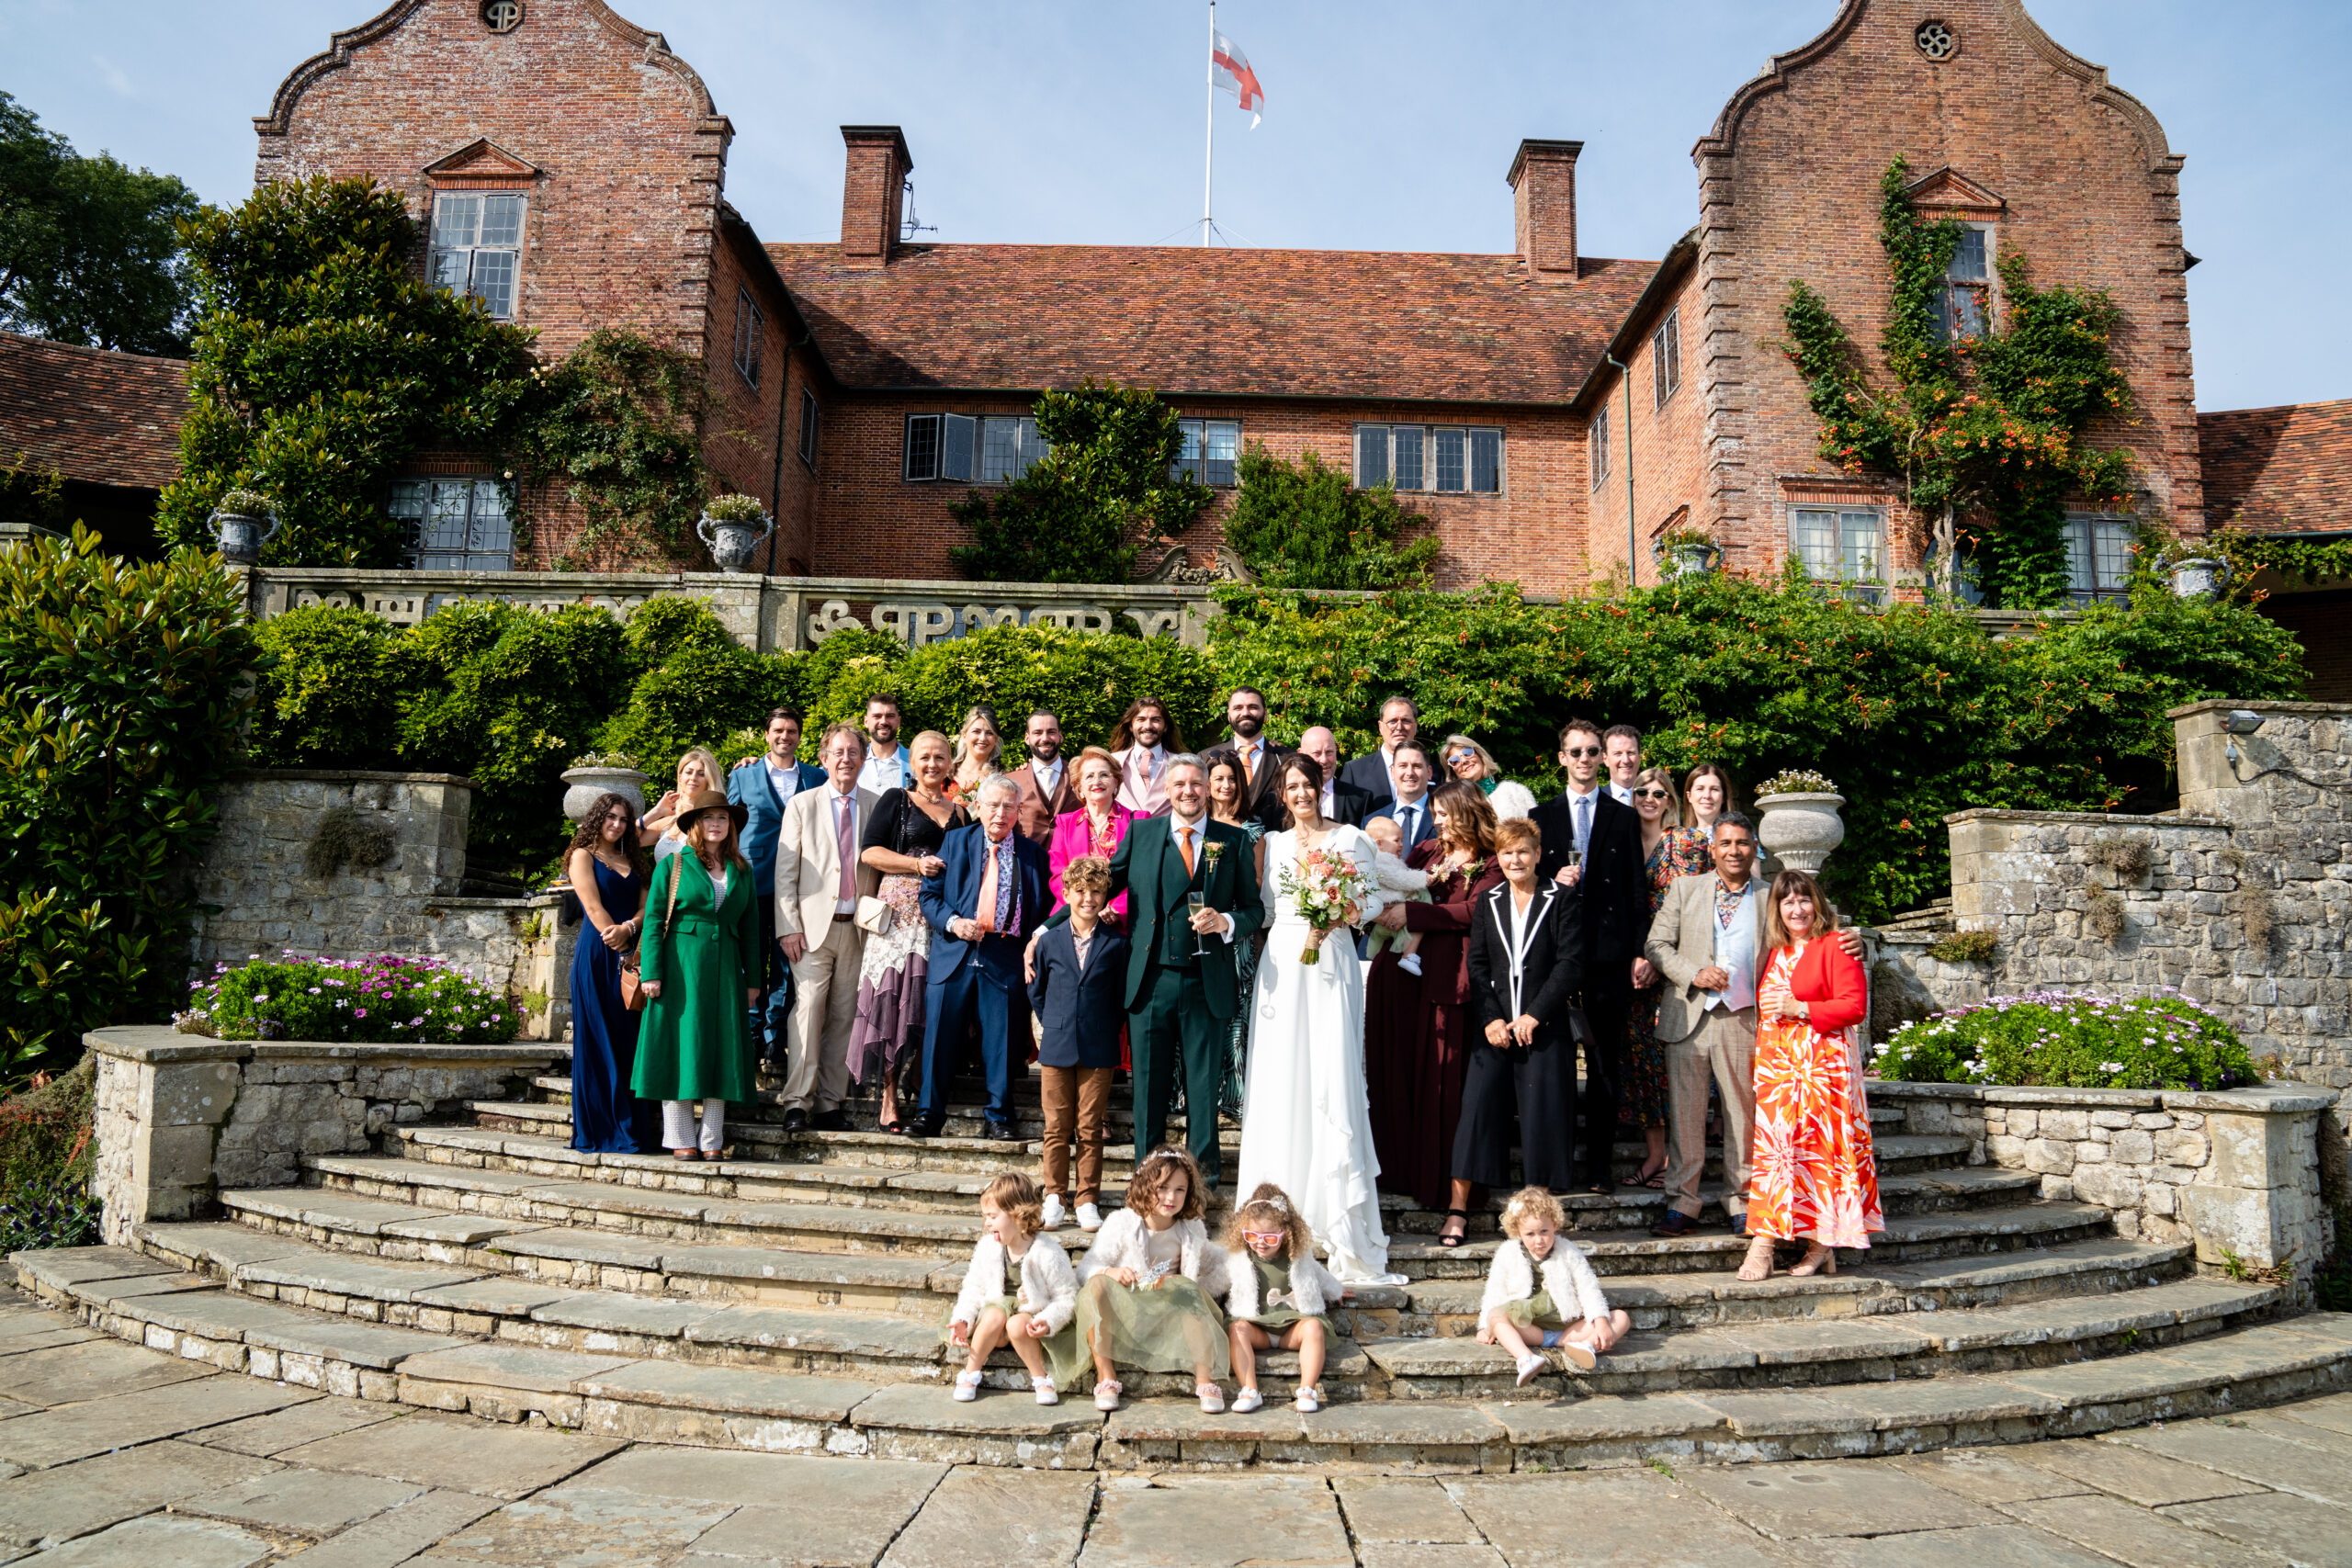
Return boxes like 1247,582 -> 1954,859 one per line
2,1292 -> 2351,1565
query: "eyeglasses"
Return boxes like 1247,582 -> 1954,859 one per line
1564,746 -> 1600,759
1632,788 -> 1670,801
1241,1230 -> 1286,1244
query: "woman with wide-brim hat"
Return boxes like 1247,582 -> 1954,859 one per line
631,789 -> 761,1159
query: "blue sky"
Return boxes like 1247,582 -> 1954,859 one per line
3,0 -> 2341,412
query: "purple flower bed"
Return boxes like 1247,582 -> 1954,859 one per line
1874,986 -> 2257,1092
175,952 -> 519,1045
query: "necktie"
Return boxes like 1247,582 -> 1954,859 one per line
1575,794 -> 1592,854
1178,824 -> 1196,876
1399,806 -> 1417,846
976,838 -> 1001,934
997,837 -> 1018,932
834,793 -> 856,903
1239,742 -> 1256,785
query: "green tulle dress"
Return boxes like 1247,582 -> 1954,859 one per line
1075,1228 -> 1229,1378
950,1247 -> 1088,1389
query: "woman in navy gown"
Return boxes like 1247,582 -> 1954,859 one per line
568,792 -> 658,1152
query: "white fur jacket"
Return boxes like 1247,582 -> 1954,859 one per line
1224,1248 -> 1346,1324
949,1233 -> 1080,1335
1075,1210 -> 1229,1297
1477,1236 -> 1611,1330
1367,847 -> 1432,896
1486,779 -> 1538,822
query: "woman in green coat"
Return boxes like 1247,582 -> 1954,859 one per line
632,790 -> 761,1158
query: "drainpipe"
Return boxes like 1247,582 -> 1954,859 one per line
763,321 -> 818,578
1605,352 -> 1636,587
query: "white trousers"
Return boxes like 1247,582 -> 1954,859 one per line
662,1099 -> 725,1154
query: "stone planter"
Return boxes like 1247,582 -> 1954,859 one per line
696,510 -> 775,574
1665,541 -> 1717,580
2169,557 -> 2224,599
1754,791 -> 1845,874
561,766 -> 649,822
209,510 -> 279,565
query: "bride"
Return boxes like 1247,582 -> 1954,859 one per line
1236,753 -> 1405,1285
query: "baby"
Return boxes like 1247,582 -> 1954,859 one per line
1361,815 -> 1434,976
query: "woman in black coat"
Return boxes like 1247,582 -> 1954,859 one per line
1449,818 -> 1586,1219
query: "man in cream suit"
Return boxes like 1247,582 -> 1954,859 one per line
775,723 -> 882,1132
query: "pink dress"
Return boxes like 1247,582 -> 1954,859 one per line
1048,805 -> 1137,929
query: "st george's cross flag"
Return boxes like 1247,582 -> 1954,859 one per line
1212,31 -> 1265,127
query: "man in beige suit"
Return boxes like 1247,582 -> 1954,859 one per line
1644,813 -> 1764,1240
775,723 -> 882,1131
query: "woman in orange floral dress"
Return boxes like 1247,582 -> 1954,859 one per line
1741,868 -> 1881,1281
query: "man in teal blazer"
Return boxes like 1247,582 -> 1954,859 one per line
1044,752 -> 1262,1188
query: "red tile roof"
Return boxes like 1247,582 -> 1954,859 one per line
0,332 -> 189,491
2199,398 -> 2352,536
767,243 -> 1657,404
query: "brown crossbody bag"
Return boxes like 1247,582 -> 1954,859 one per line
620,858 -> 682,1012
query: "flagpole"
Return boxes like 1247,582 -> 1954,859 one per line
1202,0 -> 1215,246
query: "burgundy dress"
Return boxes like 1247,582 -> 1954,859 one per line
1363,845 -> 1509,1212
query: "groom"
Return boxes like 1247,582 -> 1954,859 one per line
1040,753 -> 1262,1189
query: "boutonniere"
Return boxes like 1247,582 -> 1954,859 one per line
1202,840 -> 1227,874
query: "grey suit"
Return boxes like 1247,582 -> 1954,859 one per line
1645,873 -> 1762,1221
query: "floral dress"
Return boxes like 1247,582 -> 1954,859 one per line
847,789 -> 968,1098
1747,943 -> 1884,1249
1621,826 -> 1713,1128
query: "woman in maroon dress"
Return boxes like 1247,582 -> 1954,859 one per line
1363,783 -> 1506,1230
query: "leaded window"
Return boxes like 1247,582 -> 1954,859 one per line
1357,423 -> 1503,494
426,193 -> 526,320
389,478 -> 512,572
1173,418 -> 1240,487
1792,505 -> 1885,604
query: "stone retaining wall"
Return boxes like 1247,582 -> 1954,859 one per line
89,1026 -> 560,1246
187,770 -> 570,1041
1872,1079 -> 2334,1301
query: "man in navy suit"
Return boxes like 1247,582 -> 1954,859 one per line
1027,854 -> 1128,1231
1338,694 -> 1420,812
729,707 -> 827,1072
915,774 -> 1051,1140
1363,739 -> 1441,853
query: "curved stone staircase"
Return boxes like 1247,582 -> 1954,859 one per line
20,1059 -> 2352,1472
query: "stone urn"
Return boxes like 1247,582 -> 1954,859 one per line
2169,557 -> 2224,599
1754,791 -> 1847,874
696,509 -> 775,574
209,508 -> 279,565
560,766 -> 649,823
1666,541 -> 1718,580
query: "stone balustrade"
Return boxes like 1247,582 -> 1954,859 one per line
1871,1077 -> 2335,1301
89,1026 -> 561,1245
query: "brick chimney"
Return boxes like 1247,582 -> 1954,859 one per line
840,125 -> 913,265
1507,139 -> 1582,278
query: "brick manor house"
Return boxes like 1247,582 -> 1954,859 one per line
0,0 -> 2344,682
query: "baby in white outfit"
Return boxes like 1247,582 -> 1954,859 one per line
1361,816 -> 1434,976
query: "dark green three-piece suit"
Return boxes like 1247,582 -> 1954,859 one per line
1091,812 -> 1265,1185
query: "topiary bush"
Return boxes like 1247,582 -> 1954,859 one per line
0,527 -> 257,1064
1873,987 -> 2257,1092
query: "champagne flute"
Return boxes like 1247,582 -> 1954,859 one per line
1188,891 -> 1209,957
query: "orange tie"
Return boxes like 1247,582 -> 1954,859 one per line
1178,824 -> 1196,877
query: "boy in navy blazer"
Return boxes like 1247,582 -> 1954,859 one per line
1027,855 -> 1127,1232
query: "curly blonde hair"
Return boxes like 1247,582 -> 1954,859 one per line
980,1171 -> 1044,1237
1499,1186 -> 1566,1239
1224,1182 -> 1313,1261
1123,1146 -> 1205,1223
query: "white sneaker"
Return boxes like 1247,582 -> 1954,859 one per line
1076,1202 -> 1104,1232
953,1369 -> 984,1402
1033,1376 -> 1059,1406
1230,1387 -> 1264,1414
1040,1193 -> 1068,1230
1514,1351 -> 1547,1387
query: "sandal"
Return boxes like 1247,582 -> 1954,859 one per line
1788,1243 -> 1838,1278
1437,1209 -> 1470,1248
1736,1235 -> 1777,1283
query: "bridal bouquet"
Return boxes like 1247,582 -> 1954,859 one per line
1276,846 -> 1373,964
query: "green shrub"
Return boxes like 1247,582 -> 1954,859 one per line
249,604 -> 417,769
180,953 -> 520,1044
1872,987 -> 2257,1091
1225,446 -> 1438,590
1926,929 -> 1998,964
0,527 -> 256,1062
0,1056 -> 99,1253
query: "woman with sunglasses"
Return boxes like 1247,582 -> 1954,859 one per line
1623,767 -> 1713,1187
1440,735 -> 1536,822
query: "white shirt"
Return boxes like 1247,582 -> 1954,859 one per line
1168,816 -> 1236,945
1318,779 -> 1338,820
857,744 -> 907,797
765,759 -> 802,807
1029,755 -> 1066,799
1609,781 -> 1634,806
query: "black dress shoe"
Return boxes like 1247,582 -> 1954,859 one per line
982,1121 -> 1021,1142
810,1109 -> 851,1133
1649,1211 -> 1701,1240
781,1107 -> 808,1133
904,1117 -> 944,1140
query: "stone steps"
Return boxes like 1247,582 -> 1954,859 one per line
23,1243 -> 2352,1472
300,1145 -> 2107,1280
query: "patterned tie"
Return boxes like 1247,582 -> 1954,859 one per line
834,792 -> 856,903
1575,794 -> 1592,855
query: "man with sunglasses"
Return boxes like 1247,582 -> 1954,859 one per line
1529,718 -> 1647,1193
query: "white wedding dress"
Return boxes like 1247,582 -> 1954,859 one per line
1236,824 -> 1406,1285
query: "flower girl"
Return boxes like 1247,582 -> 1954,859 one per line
946,1172 -> 1080,1404
1222,1183 -> 1348,1413
1477,1187 -> 1631,1384
1074,1146 -> 1231,1413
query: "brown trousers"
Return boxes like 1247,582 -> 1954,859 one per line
1040,1065 -> 1114,1206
